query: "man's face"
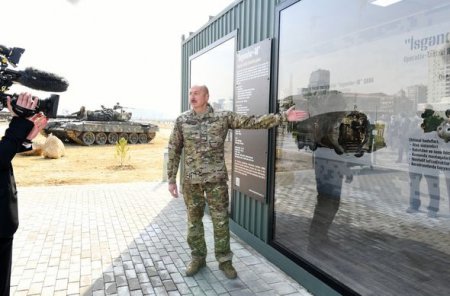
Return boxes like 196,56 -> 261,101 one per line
189,86 -> 208,111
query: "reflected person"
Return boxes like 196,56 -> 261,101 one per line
406,118 -> 440,218
167,85 -> 308,279
396,113 -> 412,163
308,148 -> 353,247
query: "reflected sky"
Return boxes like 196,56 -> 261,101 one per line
190,37 -> 235,111
278,0 -> 450,100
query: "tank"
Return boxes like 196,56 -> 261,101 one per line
421,107 -> 450,142
293,110 -> 386,157
43,103 -> 159,145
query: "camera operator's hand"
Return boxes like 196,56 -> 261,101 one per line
26,113 -> 48,141
6,92 -> 38,117
6,92 -> 48,142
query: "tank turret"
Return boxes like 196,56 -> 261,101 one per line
43,103 -> 159,145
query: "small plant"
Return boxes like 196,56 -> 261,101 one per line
115,137 -> 130,167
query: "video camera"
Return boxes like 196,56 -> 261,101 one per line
0,44 -> 69,118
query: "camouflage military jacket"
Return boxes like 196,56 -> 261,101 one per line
167,104 -> 287,184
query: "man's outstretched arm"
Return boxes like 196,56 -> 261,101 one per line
229,106 -> 308,129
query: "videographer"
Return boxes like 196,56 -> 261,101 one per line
0,93 -> 48,296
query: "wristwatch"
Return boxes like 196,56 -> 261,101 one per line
22,139 -> 32,149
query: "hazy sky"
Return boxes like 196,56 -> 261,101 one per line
1,0 -> 236,119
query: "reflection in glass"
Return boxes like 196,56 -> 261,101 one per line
274,0 -> 450,295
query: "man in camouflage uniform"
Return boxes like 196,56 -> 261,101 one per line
167,85 -> 307,279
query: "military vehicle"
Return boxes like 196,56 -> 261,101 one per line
43,103 -> 159,145
421,108 -> 450,142
293,110 -> 386,157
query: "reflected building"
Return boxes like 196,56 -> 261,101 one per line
407,84 -> 428,105
301,69 -> 330,95
211,97 -> 234,112
290,69 -> 415,117
428,45 -> 450,103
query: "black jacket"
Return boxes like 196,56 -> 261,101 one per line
0,117 -> 33,238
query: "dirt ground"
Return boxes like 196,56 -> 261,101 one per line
1,121 -> 173,187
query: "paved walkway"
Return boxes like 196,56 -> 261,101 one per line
10,182 -> 312,296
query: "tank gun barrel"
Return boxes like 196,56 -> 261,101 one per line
55,114 -> 78,119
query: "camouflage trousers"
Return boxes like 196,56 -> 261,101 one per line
182,181 -> 232,263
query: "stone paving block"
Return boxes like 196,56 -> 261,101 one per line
149,276 -> 163,287
43,274 -> 57,287
115,275 -> 127,287
145,267 -> 158,277
123,260 -> 134,270
259,271 -> 286,284
157,267 -> 170,279
117,285 -> 130,296
155,260 -> 166,271
103,272 -> 114,283
31,271 -> 45,283
153,286 -> 169,296
235,269 -> 259,282
91,284 -> 105,295
80,285 -> 93,295
140,282 -> 154,295
20,269 -> 34,279
196,279 -> 213,291
222,278 -> 247,292
121,253 -> 132,262
10,183 -> 311,296
269,282 -> 298,294
162,255 -> 174,265
190,286 -> 207,296
54,278 -> 68,291
210,281 -> 227,294
57,268 -> 69,280
170,272 -> 185,284
40,286 -> 55,296
128,278 -> 141,291
150,252 -> 161,262
132,256 -> 143,265
163,279 -> 178,291
105,282 -> 117,295
140,251 -> 151,259
239,256 -> 262,266
166,263 -> 178,274
92,278 -> 104,291
67,282 -> 80,294
135,263 -> 146,274
183,276 -> 199,288
69,271 -> 81,282
229,289 -> 254,296
246,279 -> 272,293
137,272 -> 150,283
27,282 -> 43,295
125,269 -> 137,279
114,266 -> 125,275
175,282 -> 191,295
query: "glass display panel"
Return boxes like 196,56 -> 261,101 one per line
274,1 -> 450,295
190,37 -> 235,196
